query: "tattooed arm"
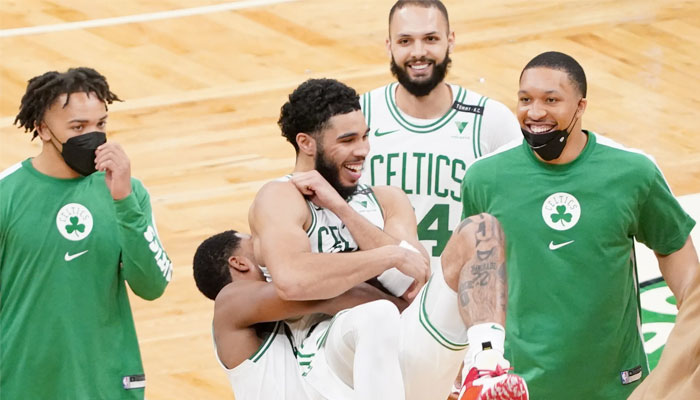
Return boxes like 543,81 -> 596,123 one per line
440,213 -> 508,326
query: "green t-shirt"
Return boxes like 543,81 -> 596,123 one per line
0,159 -> 172,399
461,132 -> 695,399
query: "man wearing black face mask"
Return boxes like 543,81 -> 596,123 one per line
1,67 -> 172,400
460,51 -> 699,399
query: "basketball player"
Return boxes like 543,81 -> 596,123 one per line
460,51 -> 699,399
249,78 -> 527,400
193,230 -> 407,400
1,67 -> 172,399
360,0 -> 521,270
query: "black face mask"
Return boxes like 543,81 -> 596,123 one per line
521,107 -> 578,161
48,128 -> 107,176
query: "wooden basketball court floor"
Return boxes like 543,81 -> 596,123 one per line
1,0 -> 699,398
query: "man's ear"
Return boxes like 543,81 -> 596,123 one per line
34,121 -> 52,143
296,132 -> 316,157
576,98 -> 588,117
228,255 -> 251,273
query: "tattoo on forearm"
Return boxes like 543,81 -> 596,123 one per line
455,217 -> 474,234
459,281 -> 470,307
476,248 -> 495,261
457,214 -> 507,325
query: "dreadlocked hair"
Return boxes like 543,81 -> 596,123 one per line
14,67 -> 122,139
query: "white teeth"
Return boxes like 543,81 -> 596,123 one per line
531,125 -> 554,133
345,164 -> 362,173
410,64 -> 428,70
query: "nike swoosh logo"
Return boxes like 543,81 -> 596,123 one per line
64,250 -> 88,261
373,129 -> 399,137
549,240 -> 574,250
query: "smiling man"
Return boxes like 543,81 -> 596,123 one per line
0,67 -> 172,399
360,0 -> 521,270
460,51 -> 699,399
249,78 -> 527,400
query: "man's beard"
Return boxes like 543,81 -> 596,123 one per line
314,149 -> 358,201
390,51 -> 451,97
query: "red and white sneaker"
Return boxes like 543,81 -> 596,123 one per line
457,350 -> 528,400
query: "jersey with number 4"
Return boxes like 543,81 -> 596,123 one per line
360,82 -> 521,268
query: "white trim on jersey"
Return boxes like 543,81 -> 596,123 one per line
463,137 -> 523,175
0,161 -> 23,181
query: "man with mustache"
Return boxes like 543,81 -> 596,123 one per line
360,1 -> 523,396
361,0 -> 521,269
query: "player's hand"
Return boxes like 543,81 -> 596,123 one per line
393,246 -> 430,302
95,142 -> 132,200
290,170 -> 347,213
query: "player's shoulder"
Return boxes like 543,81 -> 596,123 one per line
0,161 -> 26,185
362,83 -> 392,98
360,83 -> 393,110
252,178 -> 308,222
448,83 -> 513,115
256,179 -> 299,202
370,184 -> 408,204
0,160 -> 33,202
592,132 -> 658,171
466,139 -> 524,174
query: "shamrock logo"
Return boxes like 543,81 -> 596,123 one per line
56,203 -> 93,241
550,205 -> 572,227
65,216 -> 85,234
358,201 -> 368,208
542,193 -> 580,231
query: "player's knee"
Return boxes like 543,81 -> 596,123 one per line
354,299 -> 400,334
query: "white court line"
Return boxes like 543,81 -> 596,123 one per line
0,0 -> 296,38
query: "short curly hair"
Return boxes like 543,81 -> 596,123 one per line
193,230 -> 242,300
14,67 -> 121,139
278,78 -> 360,154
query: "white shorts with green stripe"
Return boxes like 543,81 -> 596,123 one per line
399,269 -> 469,400
297,311 -> 355,400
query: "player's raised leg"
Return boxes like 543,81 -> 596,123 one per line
304,300 -> 405,400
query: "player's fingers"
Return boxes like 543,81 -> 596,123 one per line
95,158 -> 116,172
291,177 -> 314,195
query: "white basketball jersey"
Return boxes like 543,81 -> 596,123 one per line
360,82 -> 521,268
275,178 -> 386,348
215,321 -> 314,400
305,184 -> 385,253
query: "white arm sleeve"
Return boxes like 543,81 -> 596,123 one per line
376,240 -> 418,296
